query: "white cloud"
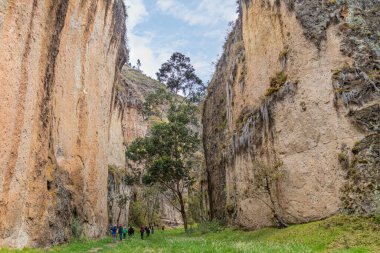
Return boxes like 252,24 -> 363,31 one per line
125,0 -> 148,30
125,0 -> 237,81
156,0 -> 237,26
125,0 -> 166,78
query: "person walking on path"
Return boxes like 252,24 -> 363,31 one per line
150,224 -> 154,235
145,225 -> 150,238
128,226 -> 135,237
140,225 -> 145,240
118,224 -> 123,241
110,225 -> 117,243
123,226 -> 127,239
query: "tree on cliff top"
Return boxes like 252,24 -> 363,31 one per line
156,52 -> 205,102
126,90 -> 200,231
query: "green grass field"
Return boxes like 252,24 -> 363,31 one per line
1,215 -> 379,253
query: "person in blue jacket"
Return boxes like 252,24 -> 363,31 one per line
110,225 -> 117,243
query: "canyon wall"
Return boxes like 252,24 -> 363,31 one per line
0,0 -> 127,248
203,0 -> 379,229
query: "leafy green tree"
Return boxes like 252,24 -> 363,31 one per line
142,87 -> 172,119
156,52 -> 205,102
126,91 -> 200,230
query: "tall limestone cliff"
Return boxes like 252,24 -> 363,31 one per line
0,0 -> 127,248
203,0 -> 379,229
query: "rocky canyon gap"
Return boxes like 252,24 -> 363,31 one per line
0,0 -> 379,249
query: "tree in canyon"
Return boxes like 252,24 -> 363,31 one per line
252,160 -> 288,228
126,90 -> 200,231
156,52 -> 206,102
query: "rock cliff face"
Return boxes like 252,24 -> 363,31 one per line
203,0 -> 379,229
107,67 -> 150,228
0,0 -> 127,248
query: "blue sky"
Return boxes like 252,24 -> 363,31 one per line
124,0 -> 238,83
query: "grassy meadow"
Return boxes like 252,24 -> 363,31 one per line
1,215 -> 379,253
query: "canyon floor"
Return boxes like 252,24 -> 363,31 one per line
1,216 -> 379,253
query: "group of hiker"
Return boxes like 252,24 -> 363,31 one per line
139,224 -> 156,240
110,224 -> 162,242
109,225 -> 135,242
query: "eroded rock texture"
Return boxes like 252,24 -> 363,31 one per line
203,0 -> 379,229
0,0 -> 127,248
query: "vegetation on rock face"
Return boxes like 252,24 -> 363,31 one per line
265,71 -> 288,97
332,65 -> 379,108
156,52 -> 206,102
331,2 -> 380,214
126,89 -> 201,231
337,151 -> 350,170
341,134 -> 380,215
108,165 -> 136,186
329,1 -> 380,217
278,46 -> 289,69
71,218 -> 83,240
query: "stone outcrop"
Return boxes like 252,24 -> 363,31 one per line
107,67 -> 149,228
0,0 -> 127,248
203,0 -> 379,229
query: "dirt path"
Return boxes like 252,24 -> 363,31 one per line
87,247 -> 103,252
87,241 -> 120,252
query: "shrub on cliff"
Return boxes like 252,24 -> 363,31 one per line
71,218 -> 83,240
